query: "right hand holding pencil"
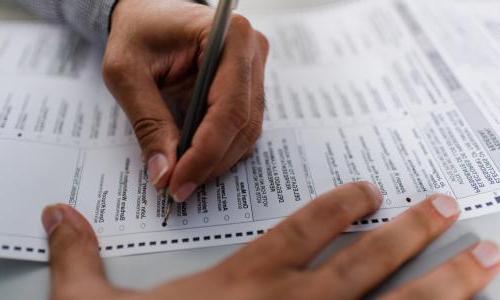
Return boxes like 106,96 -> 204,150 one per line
103,0 -> 269,201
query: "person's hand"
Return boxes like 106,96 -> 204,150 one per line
42,182 -> 499,300
103,0 -> 269,201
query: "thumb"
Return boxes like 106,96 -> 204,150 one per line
103,61 -> 179,190
42,204 -> 107,291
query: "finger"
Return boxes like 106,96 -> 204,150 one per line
42,204 -> 107,292
316,194 -> 460,299
221,182 -> 382,273
103,49 -> 179,190
168,15 -> 257,201
211,33 -> 268,177
381,241 -> 500,300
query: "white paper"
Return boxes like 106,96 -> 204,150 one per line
2,0 -> 500,261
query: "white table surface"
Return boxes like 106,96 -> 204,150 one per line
0,0 -> 499,299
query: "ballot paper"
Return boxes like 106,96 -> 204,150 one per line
2,0 -> 500,262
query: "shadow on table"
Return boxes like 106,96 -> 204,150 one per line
0,258 -> 46,282
0,258 -> 48,299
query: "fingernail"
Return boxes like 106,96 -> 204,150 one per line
432,196 -> 460,218
361,181 -> 383,206
173,182 -> 197,202
472,241 -> 500,268
147,154 -> 169,186
42,206 -> 63,235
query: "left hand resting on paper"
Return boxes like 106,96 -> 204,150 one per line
42,182 -> 499,300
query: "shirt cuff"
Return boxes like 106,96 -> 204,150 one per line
61,0 -> 117,44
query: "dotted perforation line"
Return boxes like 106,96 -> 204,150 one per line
0,244 -> 46,254
463,197 -> 500,212
0,229 -> 269,256
4,197 -> 500,255
352,217 -> 392,226
98,229 -> 268,252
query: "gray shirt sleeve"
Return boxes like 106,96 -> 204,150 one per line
14,0 -> 117,44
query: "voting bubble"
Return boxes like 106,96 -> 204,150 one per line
244,212 -> 250,219
119,225 -> 125,231
140,222 -> 146,229
182,219 -> 188,225
203,217 -> 209,223
224,215 -> 230,221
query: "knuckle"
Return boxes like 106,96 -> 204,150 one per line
407,207 -> 435,240
254,90 -> 266,115
50,225 -> 95,255
448,255 -> 481,286
50,227 -> 78,253
326,254 -> 356,283
364,232 -> 402,270
320,200 -> 353,226
278,219 -> 310,247
133,118 -> 168,147
256,31 -> 270,53
344,181 -> 381,211
102,56 -> 129,85
235,57 -> 253,84
225,105 -> 250,132
231,14 -> 253,33
240,119 -> 263,148
193,142 -> 219,164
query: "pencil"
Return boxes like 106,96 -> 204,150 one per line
162,0 -> 238,227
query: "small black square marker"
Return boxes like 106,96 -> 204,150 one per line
382,218 -> 389,222
246,231 -> 253,236
14,246 -> 21,251
371,219 -> 379,224
105,246 -> 113,250
225,234 -> 232,238
171,239 -> 178,244
465,207 -> 472,211
1,245 -> 9,250
361,220 -> 369,225
182,238 -> 189,243
487,202 -> 493,206
150,241 -> 157,246
236,232 -> 243,237
496,196 -> 500,203
26,247 -> 34,252
138,242 -> 146,247
475,204 -> 483,209
204,236 -> 211,240
117,245 -> 124,249
257,230 -> 264,234
127,243 -> 135,248
193,237 -> 200,241
160,240 -> 168,245
38,249 -> 46,254
214,235 -> 221,239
